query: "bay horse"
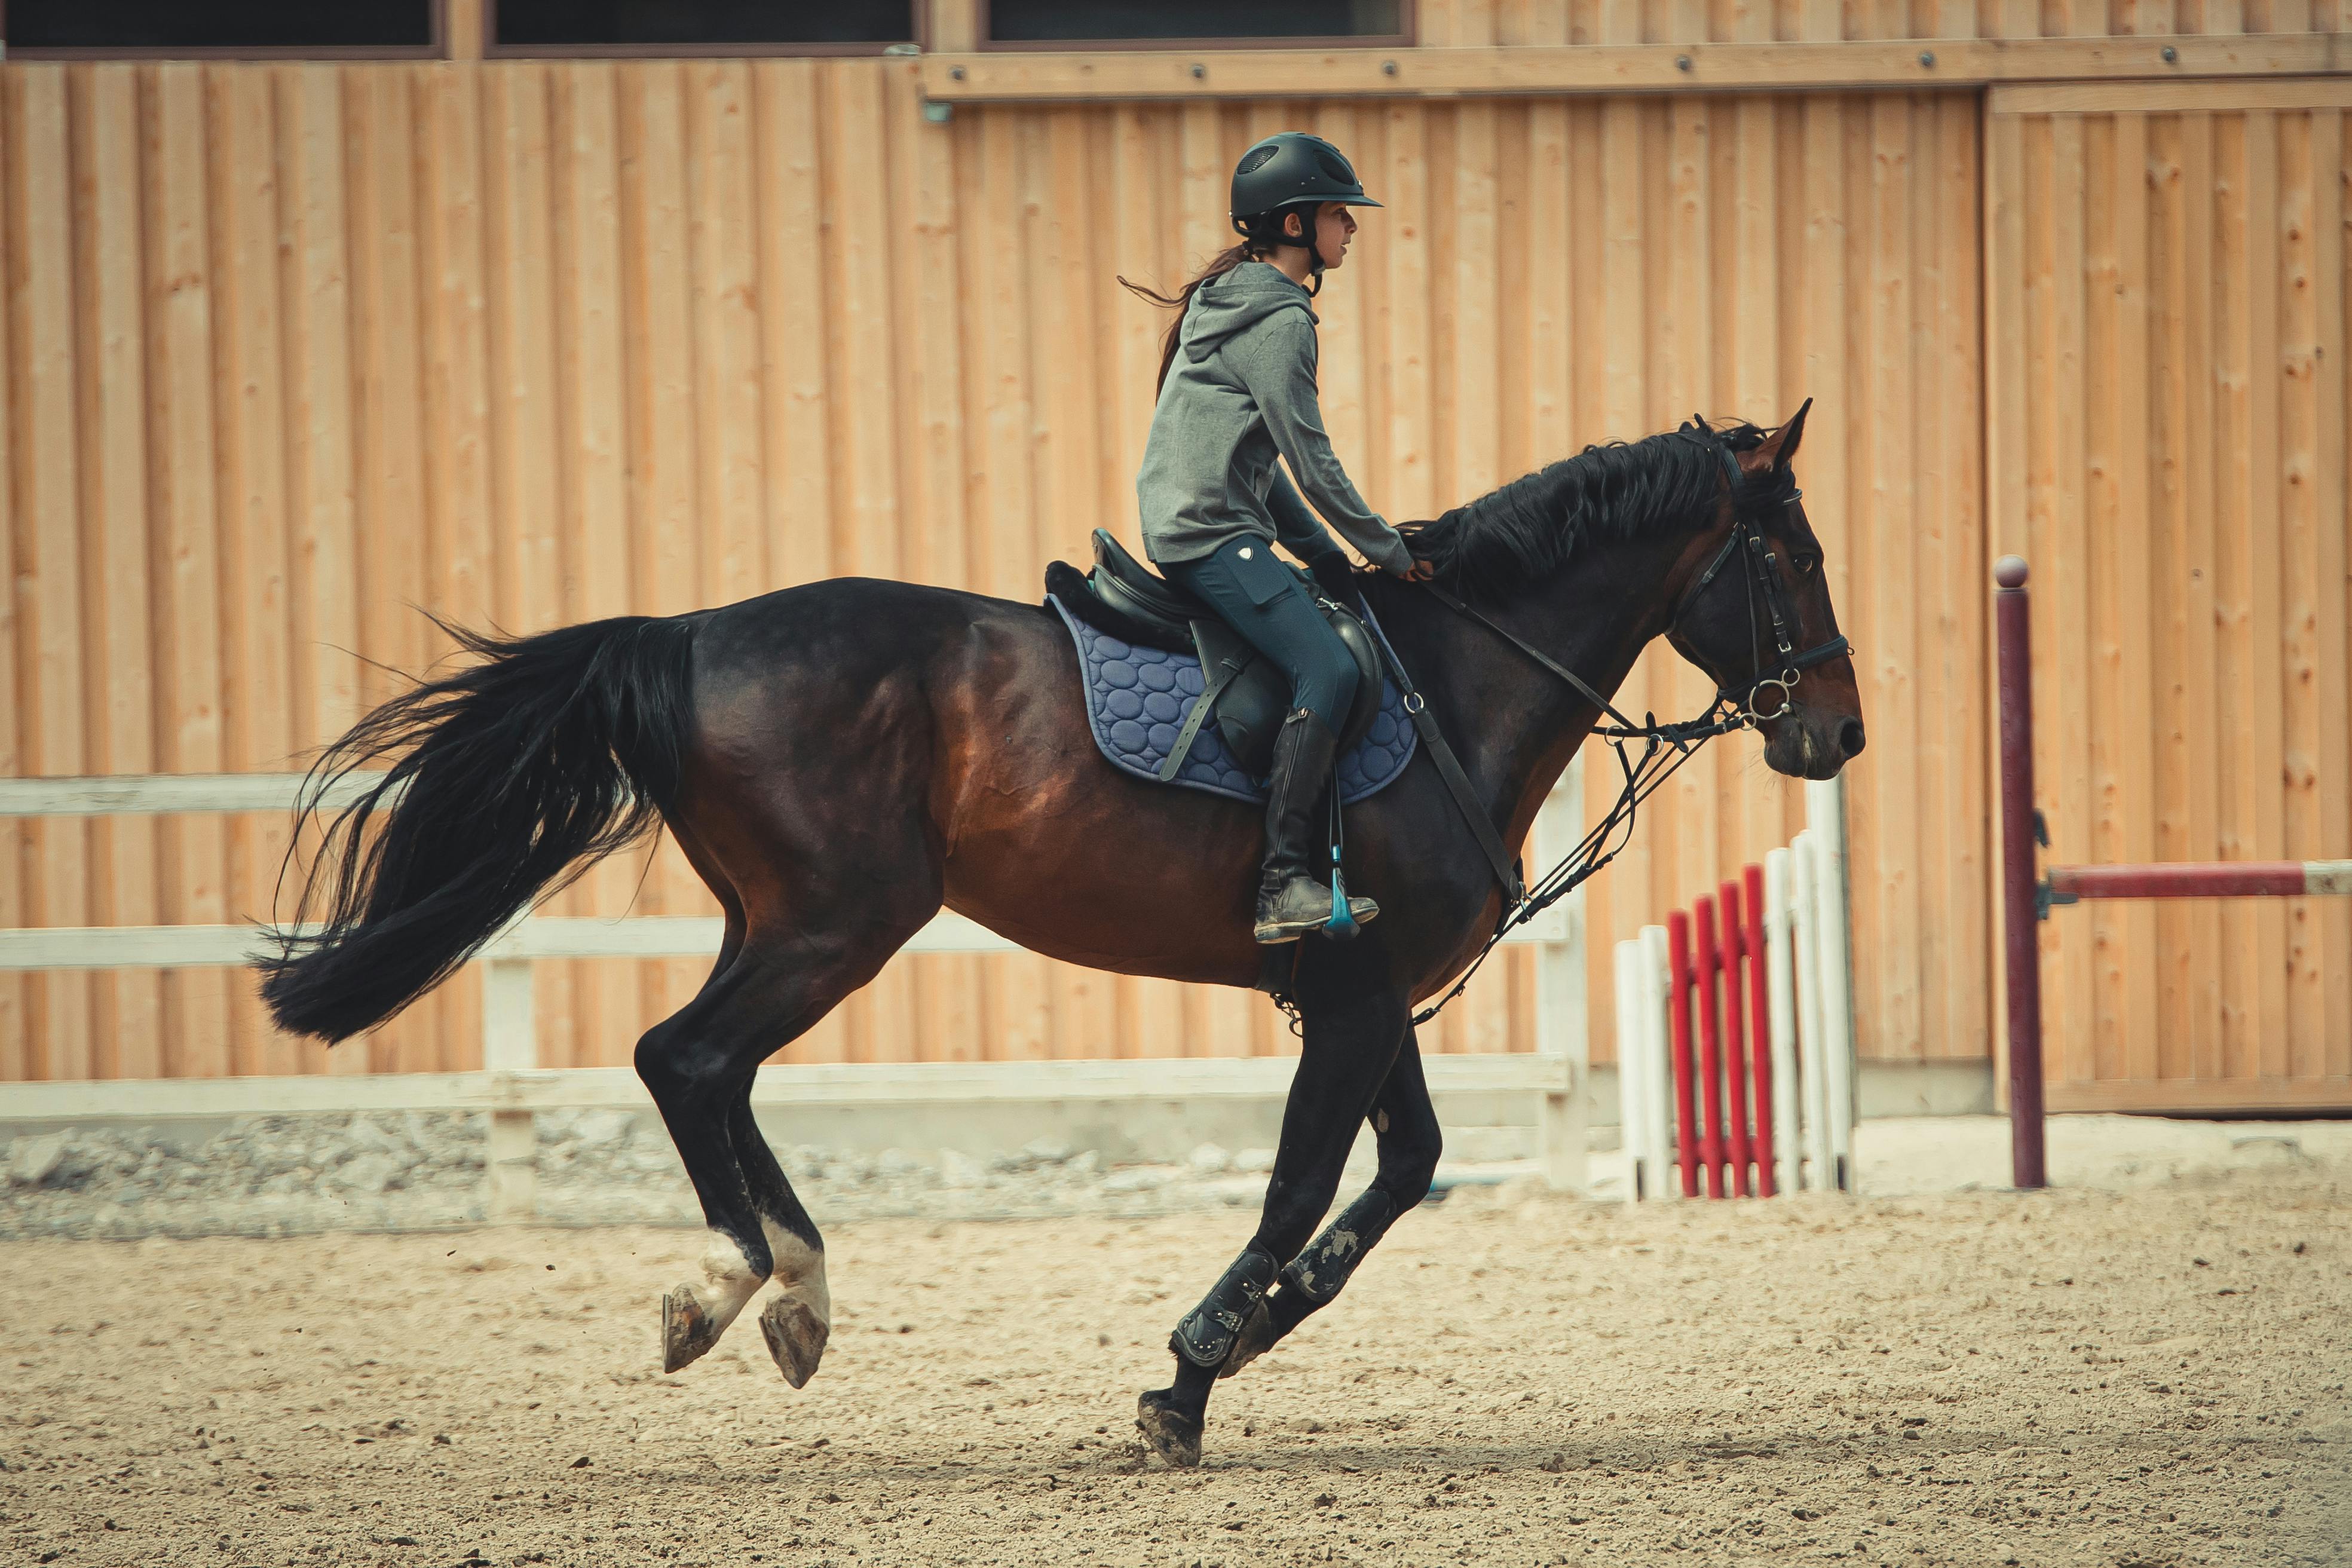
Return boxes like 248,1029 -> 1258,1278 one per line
261,403 -> 1861,1468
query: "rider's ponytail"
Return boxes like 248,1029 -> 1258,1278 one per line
1119,209 -> 1300,394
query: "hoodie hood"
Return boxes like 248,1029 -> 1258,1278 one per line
1181,262 -> 1318,363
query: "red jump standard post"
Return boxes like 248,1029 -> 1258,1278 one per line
1995,556 -> 2048,1192
1719,878 -> 1753,1198
1693,896 -> 1729,1198
1742,862 -> 1777,1198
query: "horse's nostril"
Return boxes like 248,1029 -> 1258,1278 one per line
1838,719 -> 1867,758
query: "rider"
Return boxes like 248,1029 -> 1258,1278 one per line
1129,131 -> 1432,945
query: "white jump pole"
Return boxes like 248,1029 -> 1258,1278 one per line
480,917 -> 539,1223
1613,938 -> 1649,1202
1762,847 -> 1802,1198
1637,923 -> 1674,1200
1805,777 -> 1857,1193
1530,760 -> 1588,1195
1790,832 -> 1832,1191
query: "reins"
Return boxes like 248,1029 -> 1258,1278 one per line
1378,599 -> 1747,1030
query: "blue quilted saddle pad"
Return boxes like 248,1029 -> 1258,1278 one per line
1047,595 -> 1418,806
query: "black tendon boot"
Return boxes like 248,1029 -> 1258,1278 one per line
1137,1243 -> 1281,1466
1221,1187 -> 1402,1380
1253,709 -> 1379,944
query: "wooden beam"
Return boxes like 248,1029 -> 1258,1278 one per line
0,771 -> 390,816
2045,1075 -> 2352,1114
0,925 -> 275,971
1990,78 -> 2352,115
0,1050 -> 1574,1120
0,904 -> 1586,972
917,37 -> 2348,103
0,910 -> 1021,971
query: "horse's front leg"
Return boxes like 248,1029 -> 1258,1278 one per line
1134,934 -> 1409,1468
1220,1025 -> 1440,1380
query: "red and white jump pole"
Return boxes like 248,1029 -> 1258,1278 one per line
1994,554 -> 2352,1193
2045,862 -> 2352,900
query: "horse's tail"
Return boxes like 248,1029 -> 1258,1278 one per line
259,614 -> 698,1043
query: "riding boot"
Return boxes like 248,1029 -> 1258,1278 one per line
1254,709 -> 1379,944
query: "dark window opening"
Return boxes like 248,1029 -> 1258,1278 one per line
494,0 -> 915,47
987,0 -> 1404,41
5,0 -> 432,50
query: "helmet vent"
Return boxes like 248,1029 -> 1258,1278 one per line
1316,150 -> 1355,182
1236,145 -> 1281,177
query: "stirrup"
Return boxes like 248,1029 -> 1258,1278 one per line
1253,884 -> 1379,944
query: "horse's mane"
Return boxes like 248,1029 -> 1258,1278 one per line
1411,419 -> 1794,603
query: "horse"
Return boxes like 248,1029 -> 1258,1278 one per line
259,402 -> 1861,1468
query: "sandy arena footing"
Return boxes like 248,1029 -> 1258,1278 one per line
1,1141 -> 2345,1567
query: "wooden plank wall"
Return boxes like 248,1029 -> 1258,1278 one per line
1987,81 -> 2350,1112
0,58 -> 1982,1082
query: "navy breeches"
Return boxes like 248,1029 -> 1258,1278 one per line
1168,536 -> 1358,733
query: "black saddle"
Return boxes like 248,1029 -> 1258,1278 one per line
1045,530 -> 1382,780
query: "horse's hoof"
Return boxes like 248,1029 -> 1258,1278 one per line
1217,1299 -> 1278,1380
1135,1391 -> 1203,1468
759,1293 -> 829,1389
662,1287 -> 722,1374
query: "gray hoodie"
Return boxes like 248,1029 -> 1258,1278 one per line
1134,262 -> 1413,575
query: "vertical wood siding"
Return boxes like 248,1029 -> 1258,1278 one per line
1988,82 -> 2351,1111
0,60 -> 1984,1081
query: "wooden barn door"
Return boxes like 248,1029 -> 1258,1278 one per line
1986,81 -> 2352,1113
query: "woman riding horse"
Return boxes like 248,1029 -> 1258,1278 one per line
1127,132 -> 1434,943
257,280 -> 1863,1468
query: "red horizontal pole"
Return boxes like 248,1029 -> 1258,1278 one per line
2047,860 -> 2352,900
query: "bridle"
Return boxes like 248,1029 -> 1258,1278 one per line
1360,421 -> 1855,1028
1667,428 -> 1850,727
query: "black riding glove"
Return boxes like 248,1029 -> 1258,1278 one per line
1306,551 -> 1363,614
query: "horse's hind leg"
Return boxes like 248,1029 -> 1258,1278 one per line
1221,1024 -> 1441,1379
636,927 -> 894,1379
1135,933 -> 1410,1467
726,1094 -> 831,1387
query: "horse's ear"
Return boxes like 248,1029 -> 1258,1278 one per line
1754,398 -> 1812,471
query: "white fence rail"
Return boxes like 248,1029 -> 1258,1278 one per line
0,767 -> 1590,1217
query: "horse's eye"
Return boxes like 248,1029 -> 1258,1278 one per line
1793,553 -> 1820,578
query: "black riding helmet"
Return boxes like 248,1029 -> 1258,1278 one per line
1229,132 -> 1381,274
